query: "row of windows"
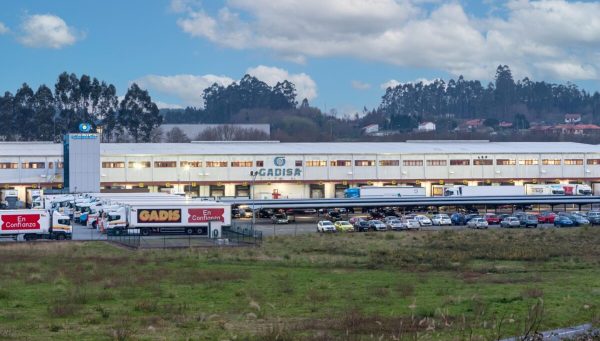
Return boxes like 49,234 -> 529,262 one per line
99,158 -> 600,169
0,162 -> 63,169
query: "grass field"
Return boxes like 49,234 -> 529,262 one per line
0,228 -> 599,340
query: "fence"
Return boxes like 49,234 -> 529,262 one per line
107,224 -> 262,249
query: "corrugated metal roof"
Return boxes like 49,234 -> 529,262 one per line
0,141 -> 598,157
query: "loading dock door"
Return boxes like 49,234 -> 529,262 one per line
310,184 -> 325,198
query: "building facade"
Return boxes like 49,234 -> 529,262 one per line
1,141 -> 600,200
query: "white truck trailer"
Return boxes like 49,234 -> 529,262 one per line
344,186 -> 426,198
525,184 -> 566,195
0,209 -> 72,240
102,201 -> 231,237
443,185 -> 526,197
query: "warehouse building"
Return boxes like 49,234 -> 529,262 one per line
1,140 -> 600,200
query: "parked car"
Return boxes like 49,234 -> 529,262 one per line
587,211 -> 600,225
386,219 -> 406,230
334,220 -> 354,232
415,215 -> 432,227
567,214 -> 590,226
464,214 -> 481,223
554,216 -> 575,227
271,213 -> 289,224
484,213 -> 501,225
326,211 -> 342,222
500,216 -> 521,228
369,220 -> 388,231
431,214 -> 452,226
317,220 -> 336,233
232,208 -> 241,218
450,212 -> 465,225
467,218 -> 489,229
384,216 -> 398,224
402,217 -> 421,230
259,209 -> 274,218
354,219 -> 371,232
537,211 -> 556,224
520,214 -> 539,228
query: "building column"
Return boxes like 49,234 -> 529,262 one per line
225,184 -> 236,197
324,182 -> 335,199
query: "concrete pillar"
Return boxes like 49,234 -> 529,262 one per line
225,184 -> 236,197
421,181 -> 432,196
324,182 -> 335,198
199,185 -> 210,197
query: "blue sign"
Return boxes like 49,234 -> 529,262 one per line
79,123 -> 91,133
274,156 -> 286,167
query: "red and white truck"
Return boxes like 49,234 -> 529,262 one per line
0,210 -> 72,241
100,201 -> 231,237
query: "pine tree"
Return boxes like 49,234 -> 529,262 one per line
119,83 -> 162,142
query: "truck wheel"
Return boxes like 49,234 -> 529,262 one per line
56,234 -> 66,240
186,227 -> 194,235
141,228 -> 150,236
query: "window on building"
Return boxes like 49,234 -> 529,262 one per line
427,160 -> 447,166
519,159 -> 538,165
154,161 -> 177,168
355,160 -> 375,166
205,161 -> 228,167
231,161 -> 253,167
450,159 -> 470,166
295,160 -> 303,167
102,161 -> 125,168
564,159 -> 583,165
128,161 -> 151,168
542,159 -> 561,165
403,160 -> 423,166
331,160 -> 351,166
379,160 -> 400,166
306,160 -> 327,167
22,162 -> 45,169
473,159 -> 493,165
587,159 -> 600,165
496,159 -> 516,166
256,161 -> 264,167
180,161 -> 202,168
0,162 -> 18,169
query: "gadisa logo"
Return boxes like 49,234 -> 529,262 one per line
137,209 -> 181,223
274,156 -> 286,167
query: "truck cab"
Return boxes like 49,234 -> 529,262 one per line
51,211 -> 73,240
1,189 -> 19,209
26,189 -> 43,208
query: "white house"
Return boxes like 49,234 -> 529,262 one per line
362,124 -> 379,135
418,122 -> 436,132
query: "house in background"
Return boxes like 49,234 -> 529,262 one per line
564,113 -> 582,124
362,124 -> 379,135
417,122 -> 436,132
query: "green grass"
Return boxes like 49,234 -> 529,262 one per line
0,228 -> 599,340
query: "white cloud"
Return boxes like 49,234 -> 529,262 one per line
380,78 -> 439,90
0,22 -> 8,34
135,74 -> 235,107
173,0 -> 600,81
18,14 -> 80,48
351,80 -> 371,90
246,65 -> 318,101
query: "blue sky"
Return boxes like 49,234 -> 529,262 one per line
1,0 -> 599,116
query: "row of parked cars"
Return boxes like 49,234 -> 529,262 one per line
451,210 -> 599,228
317,214 -> 445,233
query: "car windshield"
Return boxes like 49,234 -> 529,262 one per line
339,221 -> 350,225
322,221 -> 333,226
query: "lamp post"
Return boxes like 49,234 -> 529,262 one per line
250,170 -> 259,228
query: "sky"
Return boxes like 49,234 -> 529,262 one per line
1,0 -> 600,116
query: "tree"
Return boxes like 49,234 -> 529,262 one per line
118,83 -> 162,142
494,65 -> 516,119
513,113 -> 530,130
32,85 -> 56,141
195,125 -> 269,141
13,83 -> 35,140
0,92 -> 14,140
165,127 -> 190,142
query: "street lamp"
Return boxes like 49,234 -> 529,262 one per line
249,170 -> 259,228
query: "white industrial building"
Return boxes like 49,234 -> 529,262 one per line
1,141 -> 600,200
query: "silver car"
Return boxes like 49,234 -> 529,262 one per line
431,214 -> 452,226
386,219 -> 406,230
415,215 -> 432,226
467,218 -> 489,229
500,216 -> 521,228
402,218 -> 421,230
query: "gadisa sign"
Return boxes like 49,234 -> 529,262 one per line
255,157 -> 302,177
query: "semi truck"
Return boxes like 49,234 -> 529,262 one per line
443,185 -> 526,197
1,189 -> 19,209
100,201 -> 231,237
344,186 -> 426,198
0,209 -> 72,240
26,189 -> 43,208
562,184 -> 592,195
